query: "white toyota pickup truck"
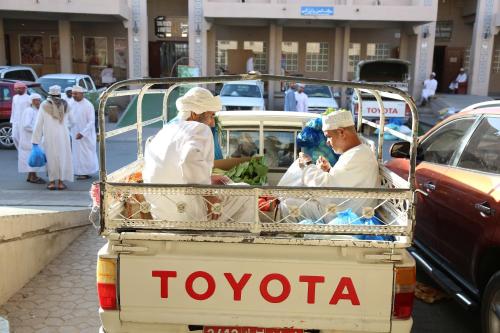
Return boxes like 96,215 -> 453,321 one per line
93,75 -> 419,333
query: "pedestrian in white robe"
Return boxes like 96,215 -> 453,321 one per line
69,85 -> 98,179
19,93 -> 46,183
279,110 -> 379,222
295,84 -> 308,113
143,87 -> 254,223
10,82 -> 31,149
62,87 -> 73,104
449,67 -> 468,94
32,85 -> 73,190
419,72 -> 438,106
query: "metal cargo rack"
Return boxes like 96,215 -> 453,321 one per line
97,74 -> 419,249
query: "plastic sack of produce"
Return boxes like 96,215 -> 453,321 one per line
296,126 -> 322,148
354,215 -> 395,241
327,209 -> 359,225
299,219 -> 325,225
297,118 -> 339,166
277,159 -> 304,187
28,144 -> 47,168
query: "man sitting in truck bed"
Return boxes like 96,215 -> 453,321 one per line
142,87 -> 254,223
280,110 -> 379,222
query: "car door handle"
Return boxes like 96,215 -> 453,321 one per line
475,202 -> 496,217
423,182 -> 436,191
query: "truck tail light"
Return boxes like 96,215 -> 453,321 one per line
354,103 -> 359,115
97,257 -> 117,310
405,103 -> 411,119
393,266 -> 415,319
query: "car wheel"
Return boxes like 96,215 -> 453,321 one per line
482,271 -> 500,333
0,123 -> 15,150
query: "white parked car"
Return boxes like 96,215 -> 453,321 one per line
304,84 -> 339,114
0,66 -> 38,82
37,73 -> 97,92
220,80 -> 265,111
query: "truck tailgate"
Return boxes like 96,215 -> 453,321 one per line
119,241 -> 395,332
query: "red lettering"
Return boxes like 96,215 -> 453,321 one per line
152,270 -> 177,299
185,271 -> 216,301
329,277 -> 360,305
259,273 -> 291,303
224,273 -> 252,301
299,275 -> 325,304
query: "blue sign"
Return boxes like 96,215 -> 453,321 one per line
301,6 -> 334,16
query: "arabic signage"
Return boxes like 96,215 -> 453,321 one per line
300,6 -> 334,16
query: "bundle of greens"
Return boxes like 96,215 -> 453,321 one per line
223,157 -> 268,185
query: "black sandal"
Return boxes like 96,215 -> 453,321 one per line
28,177 -> 46,184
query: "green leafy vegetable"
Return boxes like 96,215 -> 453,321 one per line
224,156 -> 268,185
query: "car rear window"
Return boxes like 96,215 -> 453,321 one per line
457,117 -> 500,174
38,78 -> 76,91
221,84 -> 261,98
0,87 -> 11,102
304,85 -> 332,98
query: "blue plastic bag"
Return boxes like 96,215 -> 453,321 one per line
296,127 -> 322,148
375,123 -> 400,141
354,215 -> 395,241
212,127 -> 223,160
297,118 -> 339,166
28,144 -> 47,168
328,209 -> 359,225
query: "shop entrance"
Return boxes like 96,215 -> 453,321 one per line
148,41 -> 188,78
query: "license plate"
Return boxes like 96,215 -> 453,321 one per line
203,327 -> 304,333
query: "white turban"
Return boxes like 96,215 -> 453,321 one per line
49,85 -> 61,95
64,87 -> 72,92
30,93 -> 42,101
322,110 -> 355,131
72,85 -> 85,93
176,87 -> 221,120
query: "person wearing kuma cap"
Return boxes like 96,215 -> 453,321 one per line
10,82 -> 30,148
279,110 -> 379,221
143,87 -> 254,223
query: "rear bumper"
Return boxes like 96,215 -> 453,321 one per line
100,309 -> 412,333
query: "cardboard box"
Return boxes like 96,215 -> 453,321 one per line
213,157 -> 252,171
227,49 -> 253,75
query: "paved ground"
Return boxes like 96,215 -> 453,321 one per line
0,226 -> 105,333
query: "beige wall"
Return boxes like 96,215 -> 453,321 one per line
147,0 -> 188,42
489,34 -> 500,95
4,19 -> 127,78
435,0 -> 473,48
283,27 -> 336,79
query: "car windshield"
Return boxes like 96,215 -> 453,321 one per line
38,78 -> 76,91
27,86 -> 48,99
304,85 -> 332,98
220,84 -> 262,98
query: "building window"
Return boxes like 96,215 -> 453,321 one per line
83,36 -> 108,66
19,35 -> 44,65
49,35 -> 76,60
493,49 -> 500,73
348,43 -> 361,73
114,38 -> 128,69
180,22 -> 189,38
305,42 -> 329,72
216,40 -> 238,72
281,41 -> 298,72
463,48 -> 471,72
366,43 -> 390,61
155,16 -> 172,38
244,41 -> 267,73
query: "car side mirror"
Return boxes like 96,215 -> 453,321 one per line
390,141 -> 410,159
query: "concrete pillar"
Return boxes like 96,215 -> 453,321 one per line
469,0 -> 499,95
128,0 -> 148,78
410,22 -> 436,100
334,27 -> 343,81
399,27 -> 409,61
58,20 -> 72,73
268,23 -> 277,108
206,25 -> 216,77
341,25 -> 350,107
189,0 -> 206,75
0,19 -> 6,66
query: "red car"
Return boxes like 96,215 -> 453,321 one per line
0,79 -> 47,149
386,105 -> 500,332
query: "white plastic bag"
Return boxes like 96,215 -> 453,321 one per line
277,159 -> 304,187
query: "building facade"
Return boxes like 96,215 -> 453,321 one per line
1,0 -> 499,103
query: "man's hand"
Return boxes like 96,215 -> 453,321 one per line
75,133 -> 83,140
211,174 -> 232,185
298,152 -> 312,168
205,195 -> 222,220
316,155 -> 331,173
